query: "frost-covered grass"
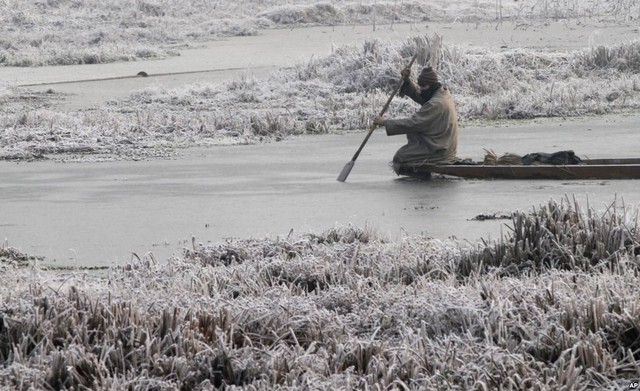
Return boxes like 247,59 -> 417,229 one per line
0,244 -> 43,267
0,0 -> 259,67
1,198 -> 639,389
285,34 -> 640,120
3,34 -> 640,161
0,0 -> 636,67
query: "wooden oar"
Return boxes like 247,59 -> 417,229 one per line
337,53 -> 418,182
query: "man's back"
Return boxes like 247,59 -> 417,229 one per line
385,85 -> 458,165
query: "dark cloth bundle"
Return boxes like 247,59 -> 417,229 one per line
522,150 -> 582,165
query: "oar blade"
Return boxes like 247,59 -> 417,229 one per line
337,160 -> 355,182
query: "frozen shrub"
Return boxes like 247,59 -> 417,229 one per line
1,199 -> 640,388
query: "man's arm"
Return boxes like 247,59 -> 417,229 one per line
399,79 -> 427,105
397,66 -> 428,105
385,101 -> 441,136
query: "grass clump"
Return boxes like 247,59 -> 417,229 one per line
457,195 -> 640,278
122,34 -> 640,135
0,246 -> 42,267
0,0 -> 258,67
1,199 -> 640,389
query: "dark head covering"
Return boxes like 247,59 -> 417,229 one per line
417,66 -> 438,86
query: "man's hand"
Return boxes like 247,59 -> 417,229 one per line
373,115 -> 386,126
401,66 -> 411,79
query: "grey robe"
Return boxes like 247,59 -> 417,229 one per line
385,80 -> 458,166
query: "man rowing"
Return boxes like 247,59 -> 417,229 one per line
373,66 -> 459,175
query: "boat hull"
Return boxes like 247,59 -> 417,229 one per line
400,159 -> 640,180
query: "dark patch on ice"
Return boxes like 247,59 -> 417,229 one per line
470,212 -> 512,221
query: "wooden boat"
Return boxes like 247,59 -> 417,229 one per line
397,158 -> 640,180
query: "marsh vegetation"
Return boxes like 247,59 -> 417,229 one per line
1,199 -> 639,389
3,33 -> 640,161
1,0 -> 636,67
2,0 -> 639,160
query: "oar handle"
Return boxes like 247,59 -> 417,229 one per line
349,54 -> 418,162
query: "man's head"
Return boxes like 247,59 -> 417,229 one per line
417,66 -> 438,88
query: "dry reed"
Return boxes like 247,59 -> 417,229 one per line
1,199 -> 639,389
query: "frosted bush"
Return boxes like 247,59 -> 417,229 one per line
3,34 -> 640,160
1,199 -> 639,389
1,0 -> 636,66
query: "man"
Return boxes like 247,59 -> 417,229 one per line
373,66 -> 458,174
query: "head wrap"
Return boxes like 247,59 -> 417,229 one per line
417,66 -> 438,86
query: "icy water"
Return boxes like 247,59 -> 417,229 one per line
2,115 -> 639,267
2,22 -> 640,266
